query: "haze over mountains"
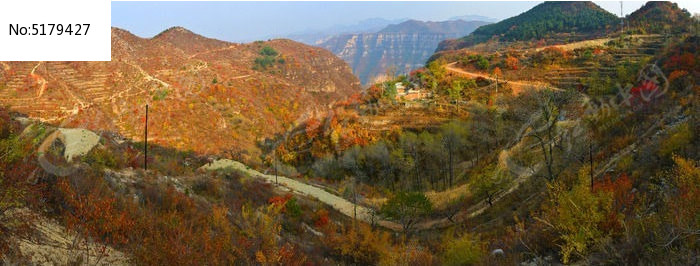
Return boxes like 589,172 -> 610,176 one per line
318,19 -> 491,84
283,17 -> 410,45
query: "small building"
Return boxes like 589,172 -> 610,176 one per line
402,90 -> 431,101
395,82 -> 406,92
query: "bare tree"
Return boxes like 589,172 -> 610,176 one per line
524,89 -> 568,181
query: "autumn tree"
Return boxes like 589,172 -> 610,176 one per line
441,233 -> 485,265
380,191 -> 432,233
427,59 -> 447,82
663,156 -> 700,249
658,123 -> 693,158
472,165 -> 510,206
440,121 -> 469,188
398,132 -> 424,190
476,57 -> 490,70
492,67 -> 503,93
538,169 -> 615,264
524,89 -> 568,181
311,155 -> 344,180
448,81 -> 464,106
240,203 -> 303,265
340,146 -> 366,220
322,221 -> 391,264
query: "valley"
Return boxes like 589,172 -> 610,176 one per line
318,19 -> 490,84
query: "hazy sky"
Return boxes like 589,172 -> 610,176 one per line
112,1 -> 700,43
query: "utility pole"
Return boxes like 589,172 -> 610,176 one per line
620,1 -> 624,34
144,104 -> 148,171
274,149 -> 278,184
495,75 -> 499,94
353,176 -> 358,228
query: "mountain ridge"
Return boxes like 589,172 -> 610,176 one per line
378,19 -> 487,34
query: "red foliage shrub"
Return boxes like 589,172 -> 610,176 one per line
668,70 -> 689,82
305,117 -> 321,138
268,194 -> 293,209
367,85 -> 383,102
57,179 -> 135,246
409,68 -> 425,77
665,52 -> 696,71
314,209 -> 330,228
593,173 -> 635,212
629,79 -> 662,107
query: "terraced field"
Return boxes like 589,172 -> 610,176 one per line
544,35 -> 666,89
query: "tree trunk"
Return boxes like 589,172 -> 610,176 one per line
589,140 -> 594,191
448,145 -> 454,188
547,126 -> 555,181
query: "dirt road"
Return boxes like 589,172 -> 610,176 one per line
444,62 -> 558,94
200,159 -> 403,231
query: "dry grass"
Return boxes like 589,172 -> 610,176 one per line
535,38 -> 612,52
424,182 -> 472,209
534,34 -> 661,52
363,182 -> 473,211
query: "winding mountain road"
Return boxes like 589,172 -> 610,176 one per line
445,62 -> 559,94
200,159 -> 404,231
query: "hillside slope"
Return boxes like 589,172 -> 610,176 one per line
0,27 -> 361,163
438,1 -> 618,51
626,1 -> 694,33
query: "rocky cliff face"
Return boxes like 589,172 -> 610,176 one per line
318,20 -> 489,84
0,27 -> 360,162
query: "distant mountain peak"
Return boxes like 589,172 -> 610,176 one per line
165,26 -> 191,33
448,14 -> 499,23
153,26 -> 197,39
150,26 -> 230,54
378,19 -> 490,35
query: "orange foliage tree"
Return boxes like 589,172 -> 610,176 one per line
505,56 -> 519,70
492,67 -> 502,78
